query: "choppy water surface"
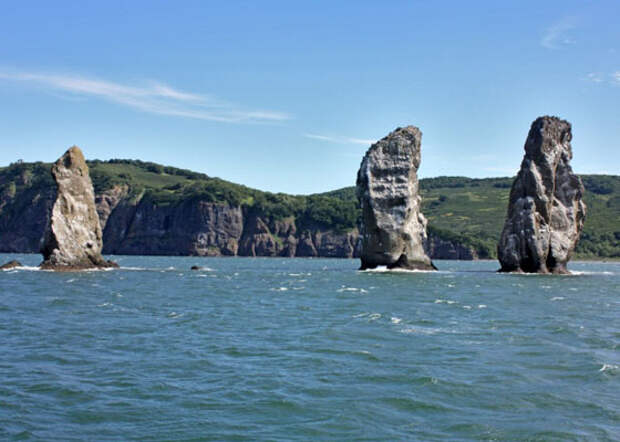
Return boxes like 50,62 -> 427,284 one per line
1,255 -> 619,440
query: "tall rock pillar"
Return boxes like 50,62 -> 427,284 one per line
40,146 -> 118,270
498,116 -> 586,274
356,126 -> 436,270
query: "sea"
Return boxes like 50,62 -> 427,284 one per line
1,254 -> 618,441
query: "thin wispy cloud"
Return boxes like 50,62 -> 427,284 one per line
586,72 -> 604,83
303,133 -> 375,146
0,69 -> 290,123
541,17 -> 577,50
585,71 -> 620,86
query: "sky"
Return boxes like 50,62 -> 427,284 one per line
0,0 -> 618,194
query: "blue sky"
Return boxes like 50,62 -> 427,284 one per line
0,1 -> 618,194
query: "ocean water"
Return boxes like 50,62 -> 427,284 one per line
1,254 -> 618,441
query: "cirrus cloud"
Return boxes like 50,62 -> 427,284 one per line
0,69 -> 290,123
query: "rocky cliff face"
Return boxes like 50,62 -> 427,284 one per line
0,162 -> 480,261
356,126 -> 436,270
40,147 -> 117,270
498,116 -> 586,274
425,234 -> 477,260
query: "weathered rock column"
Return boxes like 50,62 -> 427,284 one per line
498,116 -> 586,274
40,146 -> 118,270
356,126 -> 436,270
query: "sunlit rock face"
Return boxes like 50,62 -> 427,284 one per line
498,116 -> 586,274
356,126 -> 435,271
40,146 -> 117,270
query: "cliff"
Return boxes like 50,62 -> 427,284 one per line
1,159 -> 617,259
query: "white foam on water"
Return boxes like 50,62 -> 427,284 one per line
167,312 -> 184,318
353,312 -> 368,318
368,313 -> 381,321
550,296 -> 565,301
434,299 -> 457,304
97,302 -> 112,307
2,265 -> 40,272
478,304 -> 487,309
401,326 -> 441,335
463,305 -> 472,310
337,286 -> 368,293
391,317 -> 402,324
360,266 -> 438,274
271,287 -> 288,292
599,364 -> 618,373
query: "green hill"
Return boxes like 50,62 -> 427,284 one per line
1,159 -> 618,259
325,176 -> 620,259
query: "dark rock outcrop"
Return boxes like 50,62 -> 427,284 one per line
425,234 -> 477,260
40,147 -> 118,270
356,126 -> 436,270
498,116 -> 586,274
0,260 -> 22,270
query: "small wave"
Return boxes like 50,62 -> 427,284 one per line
167,312 -> 184,319
353,312 -> 368,318
271,287 -> 288,292
599,364 -> 618,373
463,305 -> 472,310
570,271 -> 614,276
550,296 -> 565,301
337,286 -> 368,293
401,326 -> 441,335
478,304 -> 487,309
434,299 -> 456,304
391,317 -> 402,324
368,313 -> 381,321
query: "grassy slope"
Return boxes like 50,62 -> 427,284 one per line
1,159 -> 618,258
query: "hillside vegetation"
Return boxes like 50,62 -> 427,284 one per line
1,159 -> 618,258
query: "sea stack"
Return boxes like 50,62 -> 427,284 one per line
356,126 -> 436,271
40,146 -> 118,270
498,116 -> 586,274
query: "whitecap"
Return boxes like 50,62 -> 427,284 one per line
353,312 -> 368,318
463,305 -> 472,310
478,304 -> 487,309
550,296 -> 565,301
337,287 -> 360,292
401,326 -> 440,335
368,313 -> 381,321
391,317 -> 402,324
599,364 -> 618,373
